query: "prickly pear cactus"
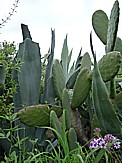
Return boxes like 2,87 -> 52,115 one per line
92,46 -> 122,139
71,67 -> 91,109
98,51 -> 122,81
67,128 -> 78,151
92,10 -> 108,45
62,88 -> 71,130
116,92 -> 122,112
18,104 -> 62,127
80,52 -> 92,70
106,0 -> 120,52
50,110 -> 63,137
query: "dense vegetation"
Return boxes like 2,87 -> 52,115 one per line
0,0 -> 122,162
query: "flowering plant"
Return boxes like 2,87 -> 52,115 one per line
89,128 -> 121,150
87,128 -> 122,162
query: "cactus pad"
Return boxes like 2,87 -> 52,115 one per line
62,88 -> 71,130
67,128 -> 78,151
106,0 -> 120,52
18,104 -> 62,127
92,10 -> 108,45
71,67 -> 92,109
98,51 -> 121,82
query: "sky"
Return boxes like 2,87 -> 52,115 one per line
0,0 -> 122,61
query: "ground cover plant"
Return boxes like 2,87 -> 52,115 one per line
0,0 -> 122,162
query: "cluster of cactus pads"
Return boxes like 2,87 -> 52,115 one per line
0,0 -> 122,153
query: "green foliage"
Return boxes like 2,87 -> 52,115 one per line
0,0 -> 122,162
92,50 -> 122,138
0,41 -> 21,116
90,33 -> 122,138
92,0 -> 122,138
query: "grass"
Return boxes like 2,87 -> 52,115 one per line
0,110 -> 121,163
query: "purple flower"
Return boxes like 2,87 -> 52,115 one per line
94,128 -> 101,137
113,141 -> 121,149
97,138 -> 107,148
94,128 -> 101,133
104,134 -> 116,143
89,129 -> 121,150
89,138 -> 99,149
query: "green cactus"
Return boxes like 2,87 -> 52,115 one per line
98,51 -> 121,82
92,10 -> 108,45
62,88 -> 71,130
50,110 -> 63,137
53,59 -> 65,100
91,37 -> 122,138
114,37 -> 122,54
106,0 -> 120,53
116,92 -> 122,112
67,128 -> 78,151
18,104 -> 62,127
92,1 -> 121,54
114,37 -> 122,74
80,52 -> 92,70
71,67 -> 92,109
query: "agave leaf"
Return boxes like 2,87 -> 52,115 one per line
66,67 -> 80,89
61,35 -> 68,81
75,47 -> 82,70
53,59 -> 65,99
67,49 -> 73,71
43,29 -> 55,103
68,61 -> 75,79
21,24 -> 32,40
